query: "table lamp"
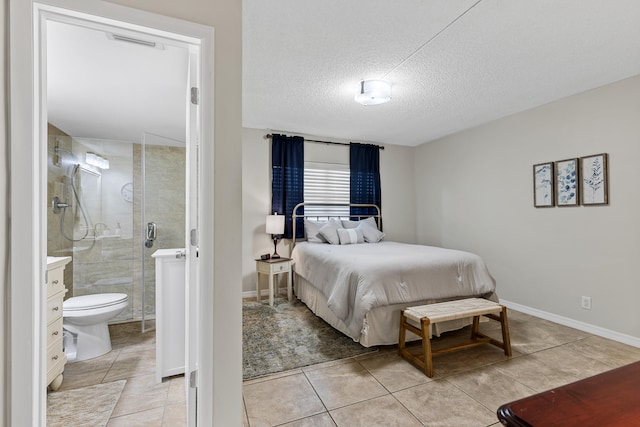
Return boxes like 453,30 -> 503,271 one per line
265,213 -> 285,259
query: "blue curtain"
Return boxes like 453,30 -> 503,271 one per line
271,134 -> 305,239
350,143 -> 381,222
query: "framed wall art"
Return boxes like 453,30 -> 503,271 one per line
533,162 -> 554,207
555,158 -> 579,207
580,153 -> 608,205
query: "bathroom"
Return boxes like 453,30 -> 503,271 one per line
47,126 -> 186,338
11,7 -> 203,424
45,124 -> 189,422
45,17 -> 189,362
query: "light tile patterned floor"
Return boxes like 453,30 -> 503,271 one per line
48,321 -> 187,426
50,309 -> 640,426
242,309 -> 640,427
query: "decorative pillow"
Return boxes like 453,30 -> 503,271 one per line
304,219 -> 327,243
317,218 -> 343,245
341,219 -> 360,229
357,217 -> 385,243
337,228 -> 365,245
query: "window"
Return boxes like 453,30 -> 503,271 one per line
303,161 -> 350,219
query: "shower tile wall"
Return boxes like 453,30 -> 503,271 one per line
47,124 -> 74,293
133,143 -> 186,320
46,131 -> 185,323
67,138 -> 136,322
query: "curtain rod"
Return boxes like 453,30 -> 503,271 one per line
264,134 -> 384,150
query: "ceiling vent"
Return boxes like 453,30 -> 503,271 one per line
106,33 -> 164,49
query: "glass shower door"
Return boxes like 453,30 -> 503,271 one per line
140,132 -> 187,332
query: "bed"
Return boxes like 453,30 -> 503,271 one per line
290,203 -> 498,347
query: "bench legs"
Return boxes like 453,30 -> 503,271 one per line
472,306 -> 512,357
399,311 -> 434,377
398,306 -> 512,377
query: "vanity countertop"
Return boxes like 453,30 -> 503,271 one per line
46,256 -> 72,270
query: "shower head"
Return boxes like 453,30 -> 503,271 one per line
66,163 -> 81,178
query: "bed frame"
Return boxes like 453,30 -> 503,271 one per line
291,202 -> 382,246
289,202 -> 497,347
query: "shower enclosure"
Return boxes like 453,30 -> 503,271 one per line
47,129 -> 186,330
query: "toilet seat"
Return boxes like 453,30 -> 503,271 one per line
64,293 -> 128,312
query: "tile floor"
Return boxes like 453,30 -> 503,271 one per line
49,321 -> 187,426
242,309 -> 640,427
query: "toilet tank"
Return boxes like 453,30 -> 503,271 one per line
151,248 -> 186,383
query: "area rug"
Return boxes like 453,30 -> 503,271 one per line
243,298 -> 377,380
47,380 -> 126,427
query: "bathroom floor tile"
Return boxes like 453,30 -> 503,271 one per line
111,373 -> 170,417
57,349 -> 120,391
103,347 -> 156,382
162,402 -> 187,427
51,320 -> 186,426
106,407 -> 164,427
166,375 -> 187,404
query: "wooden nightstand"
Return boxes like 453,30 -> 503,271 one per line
255,257 -> 292,306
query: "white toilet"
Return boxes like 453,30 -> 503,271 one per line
63,293 -> 129,362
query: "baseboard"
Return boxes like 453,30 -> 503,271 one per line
242,288 -> 287,299
500,299 -> 640,349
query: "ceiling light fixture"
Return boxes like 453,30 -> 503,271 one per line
355,79 -> 392,106
86,152 -> 110,169
353,0 -> 483,107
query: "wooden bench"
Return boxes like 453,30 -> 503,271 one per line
398,298 -> 512,377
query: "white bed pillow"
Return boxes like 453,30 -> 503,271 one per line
341,219 -> 360,229
317,218 -> 343,245
337,228 -> 365,245
304,219 -> 327,243
357,217 -> 385,243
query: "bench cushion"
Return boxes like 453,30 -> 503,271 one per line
404,298 -> 502,324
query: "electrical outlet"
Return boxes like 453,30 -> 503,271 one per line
581,296 -> 592,310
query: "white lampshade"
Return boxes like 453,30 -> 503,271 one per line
265,214 -> 285,235
355,79 -> 391,106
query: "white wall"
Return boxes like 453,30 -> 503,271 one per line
415,74 -> 640,341
1,0 -> 8,422
242,128 -> 416,293
107,3 -> 243,424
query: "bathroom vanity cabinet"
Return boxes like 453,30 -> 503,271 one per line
152,249 -> 186,383
46,256 -> 71,391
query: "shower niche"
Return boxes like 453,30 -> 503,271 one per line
47,127 -> 186,328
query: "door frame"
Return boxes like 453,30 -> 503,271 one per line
8,1 -> 214,425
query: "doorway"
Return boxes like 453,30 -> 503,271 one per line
7,2 -> 214,425
44,11 -> 194,424
45,17 -> 191,336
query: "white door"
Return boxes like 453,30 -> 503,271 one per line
185,49 -> 201,426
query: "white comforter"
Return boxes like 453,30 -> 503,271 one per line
291,241 -> 496,340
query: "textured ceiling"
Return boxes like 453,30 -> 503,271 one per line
46,2 -> 640,148
243,0 -> 640,146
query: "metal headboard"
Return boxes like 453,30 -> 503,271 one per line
292,202 -> 382,246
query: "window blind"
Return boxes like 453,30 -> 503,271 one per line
304,161 -> 350,219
